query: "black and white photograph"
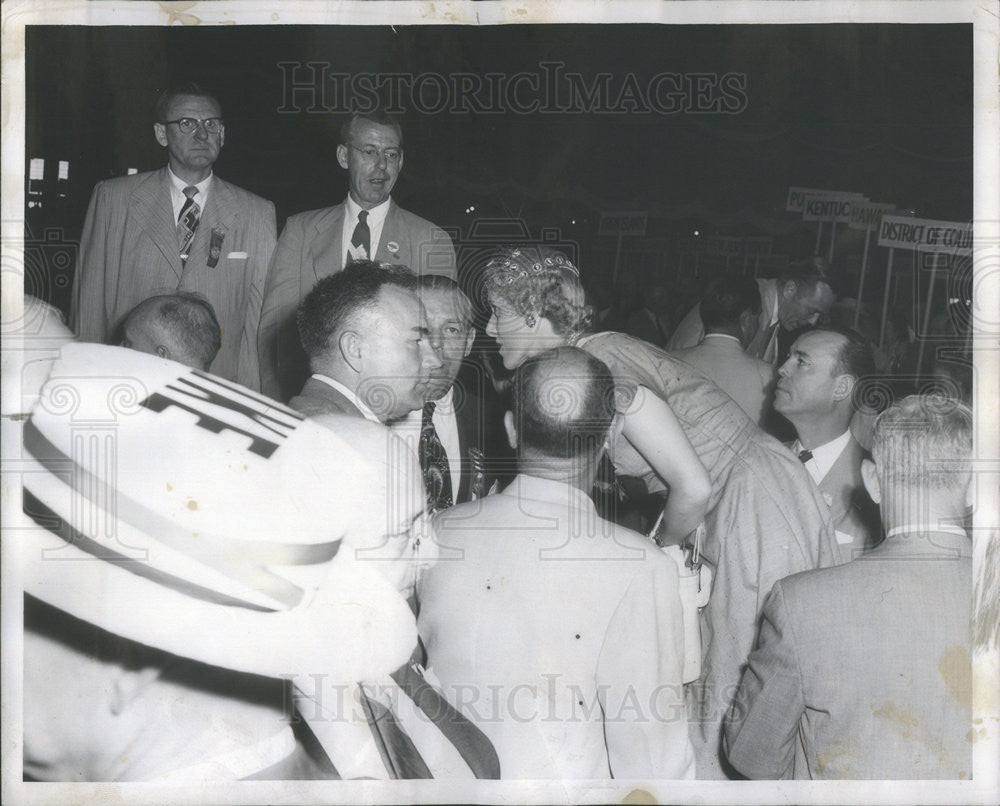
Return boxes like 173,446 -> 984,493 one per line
2,1 -> 998,804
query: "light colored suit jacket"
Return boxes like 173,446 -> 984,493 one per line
287,376 -> 365,420
667,278 -> 781,364
577,331 -> 842,778
670,334 -> 776,426
725,530 -> 971,779
70,168 -> 276,389
257,199 -> 457,401
418,474 -> 695,780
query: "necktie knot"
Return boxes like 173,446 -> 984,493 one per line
358,210 -> 368,225
798,449 -> 813,464
422,401 -> 436,423
183,185 -> 198,200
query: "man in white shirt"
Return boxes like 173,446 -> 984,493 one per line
288,261 -> 443,425
670,275 -> 776,426
774,325 -> 881,555
391,275 -> 511,510
259,111 -> 457,401
417,346 -> 695,779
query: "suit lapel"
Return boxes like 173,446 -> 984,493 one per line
309,203 -> 346,281
132,168 -> 183,281
184,176 -> 240,273
375,201 -> 411,268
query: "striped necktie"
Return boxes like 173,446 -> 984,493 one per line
177,185 -> 201,262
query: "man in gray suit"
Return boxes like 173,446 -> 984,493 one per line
288,261 -> 443,425
259,111 -> 457,401
774,325 -> 881,556
71,83 -> 276,389
670,275 -> 776,426
725,394 -> 973,779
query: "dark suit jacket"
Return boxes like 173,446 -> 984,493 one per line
287,377 -> 366,420
70,168 -> 276,389
257,200 -> 458,401
725,530 -> 972,779
449,365 -> 513,503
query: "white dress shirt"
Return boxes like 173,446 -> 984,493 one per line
167,167 -> 212,222
342,195 -> 391,268
390,387 -> 462,495
794,430 -> 852,485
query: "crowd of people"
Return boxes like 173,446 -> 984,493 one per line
16,84 -> 989,784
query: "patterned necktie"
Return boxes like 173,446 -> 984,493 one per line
350,209 -> 371,262
419,402 -> 453,512
798,449 -> 814,463
177,185 -> 201,262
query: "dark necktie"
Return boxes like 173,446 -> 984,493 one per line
350,209 -> 371,262
419,402 -> 453,512
177,185 -> 201,262
798,449 -> 814,463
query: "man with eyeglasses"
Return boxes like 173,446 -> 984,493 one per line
258,111 -> 457,402
71,83 -> 276,390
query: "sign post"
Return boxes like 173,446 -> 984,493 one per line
801,190 -> 866,261
599,211 -> 647,283
876,214 -> 972,351
848,201 -> 896,327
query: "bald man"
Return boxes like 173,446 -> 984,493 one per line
417,347 -> 694,779
120,292 -> 222,370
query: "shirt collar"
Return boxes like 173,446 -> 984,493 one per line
309,373 -> 382,424
794,430 -> 852,482
500,473 -> 598,516
701,333 -> 741,347
167,166 -> 212,198
345,194 -> 391,230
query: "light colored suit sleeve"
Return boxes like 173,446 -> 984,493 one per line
258,214 -> 309,400
235,198 -> 277,392
724,581 -> 804,779
71,180 -> 114,342
596,557 -> 695,779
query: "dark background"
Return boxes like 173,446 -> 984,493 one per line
24,23 -> 973,318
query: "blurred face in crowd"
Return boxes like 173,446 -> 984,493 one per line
153,94 -> 225,183
421,288 -> 475,401
337,119 -> 404,209
778,280 -> 836,331
356,285 -> 442,421
774,330 -> 848,419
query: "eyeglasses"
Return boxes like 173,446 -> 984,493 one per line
162,117 -> 224,135
348,144 -> 402,165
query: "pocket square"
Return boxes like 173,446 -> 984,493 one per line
227,251 -> 248,259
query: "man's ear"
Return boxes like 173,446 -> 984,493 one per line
861,457 -> 880,504
503,410 -> 518,450
462,327 -> 475,359
153,123 -> 168,147
738,309 -> 759,347
155,345 -> 169,360
339,330 -> 363,372
781,280 -> 797,300
833,373 -> 856,403
336,144 -> 349,170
